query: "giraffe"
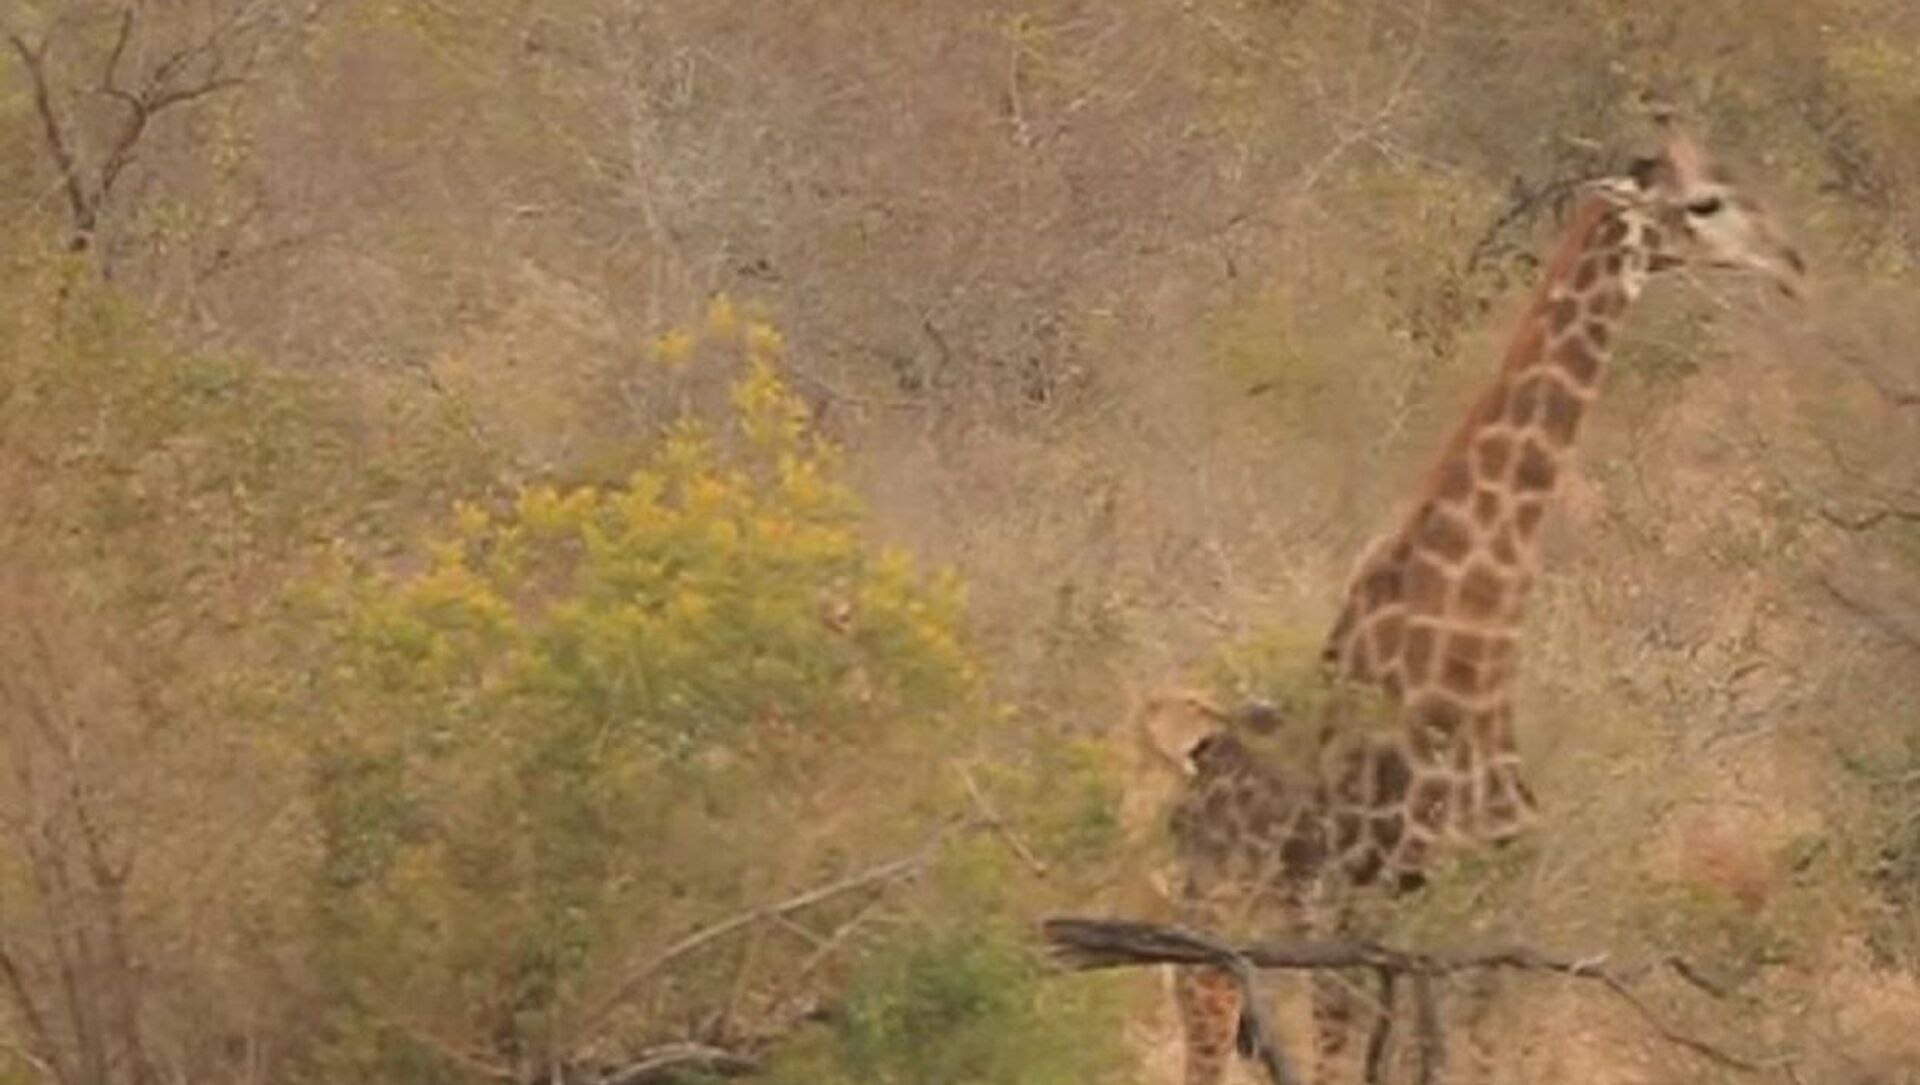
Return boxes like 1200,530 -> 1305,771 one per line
1157,119 -> 1804,1085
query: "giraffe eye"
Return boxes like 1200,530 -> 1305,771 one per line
1686,196 -> 1725,217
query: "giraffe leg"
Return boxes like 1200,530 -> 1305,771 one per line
1305,883 -> 1381,1085
1409,970 -> 1444,1085
1311,967 -> 1363,1085
1360,968 -> 1397,1084
1400,967 -> 1498,1085
1175,965 -> 1242,1085
1457,966 -> 1502,1085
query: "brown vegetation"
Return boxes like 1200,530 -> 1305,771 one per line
2,1 -> 1918,1083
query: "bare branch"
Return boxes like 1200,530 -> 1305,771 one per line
1814,503 -> 1920,533
5,26 -> 95,245
6,1 -> 295,257
795,895 -> 892,977
1055,918 -> 1306,1085
1041,917 -> 1783,1079
957,764 -> 1049,878
1286,0 -> 1432,205
100,8 -> 134,96
578,823 -> 955,1039
589,1042 -> 758,1085
0,937 -> 66,1085
1817,572 -> 1920,656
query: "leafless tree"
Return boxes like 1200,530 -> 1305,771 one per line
2,1 -> 326,265
0,610 -> 156,1085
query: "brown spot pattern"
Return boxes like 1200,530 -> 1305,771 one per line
1476,432 -> 1512,481
1404,622 -> 1435,683
1458,562 -> 1504,620
1548,296 -> 1578,334
1372,613 -> 1404,659
1473,488 -> 1502,524
1541,382 -> 1582,445
1514,439 -> 1557,493
1514,499 -> 1544,538
1437,455 -> 1473,501
1555,336 -> 1601,385
1573,257 -> 1600,291
1508,378 -> 1541,427
1405,559 -> 1449,614
1419,508 -> 1473,562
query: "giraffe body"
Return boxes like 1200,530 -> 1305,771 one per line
1163,124 -> 1803,1085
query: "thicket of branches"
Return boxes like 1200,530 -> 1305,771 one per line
1,2 -> 1917,1083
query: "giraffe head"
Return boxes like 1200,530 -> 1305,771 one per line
1609,122 -> 1806,299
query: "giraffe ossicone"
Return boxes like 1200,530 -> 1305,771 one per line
1162,120 -> 1804,1085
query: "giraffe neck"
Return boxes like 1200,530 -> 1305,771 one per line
1312,192 -> 1661,882
1425,191 -> 1655,558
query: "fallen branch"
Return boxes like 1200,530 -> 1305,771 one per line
1041,917 -> 1780,1081
591,1042 -> 758,1085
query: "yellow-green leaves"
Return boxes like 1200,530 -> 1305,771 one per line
303,313 -> 987,1077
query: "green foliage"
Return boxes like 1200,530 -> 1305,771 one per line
1194,624 -> 1400,788
1198,623 -> 1328,707
1384,836 -> 1543,946
1210,288 -> 1330,423
8,2 -> 1920,1081
0,239 -> 494,618
296,316 -> 1001,1076
759,919 -> 1127,1085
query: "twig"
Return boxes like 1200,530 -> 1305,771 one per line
1041,917 -> 1781,1078
1286,0 -> 1431,204
4,26 -> 93,244
0,939 -> 63,1084
1666,956 -> 1736,1001
1814,503 -> 1920,533
796,895 -> 891,978
591,1042 -> 757,1085
1816,571 -> 1920,656
579,825 -> 953,1037
957,765 -> 1049,878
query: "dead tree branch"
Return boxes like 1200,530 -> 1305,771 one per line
588,1042 -> 758,1085
5,25 -> 93,245
1041,917 -> 1782,1083
575,822 -> 954,1043
1,2 -> 312,257
0,613 -> 161,1085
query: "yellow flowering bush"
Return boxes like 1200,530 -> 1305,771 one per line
304,311 -> 993,1078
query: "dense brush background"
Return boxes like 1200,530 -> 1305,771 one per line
2,1 -> 1918,1083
